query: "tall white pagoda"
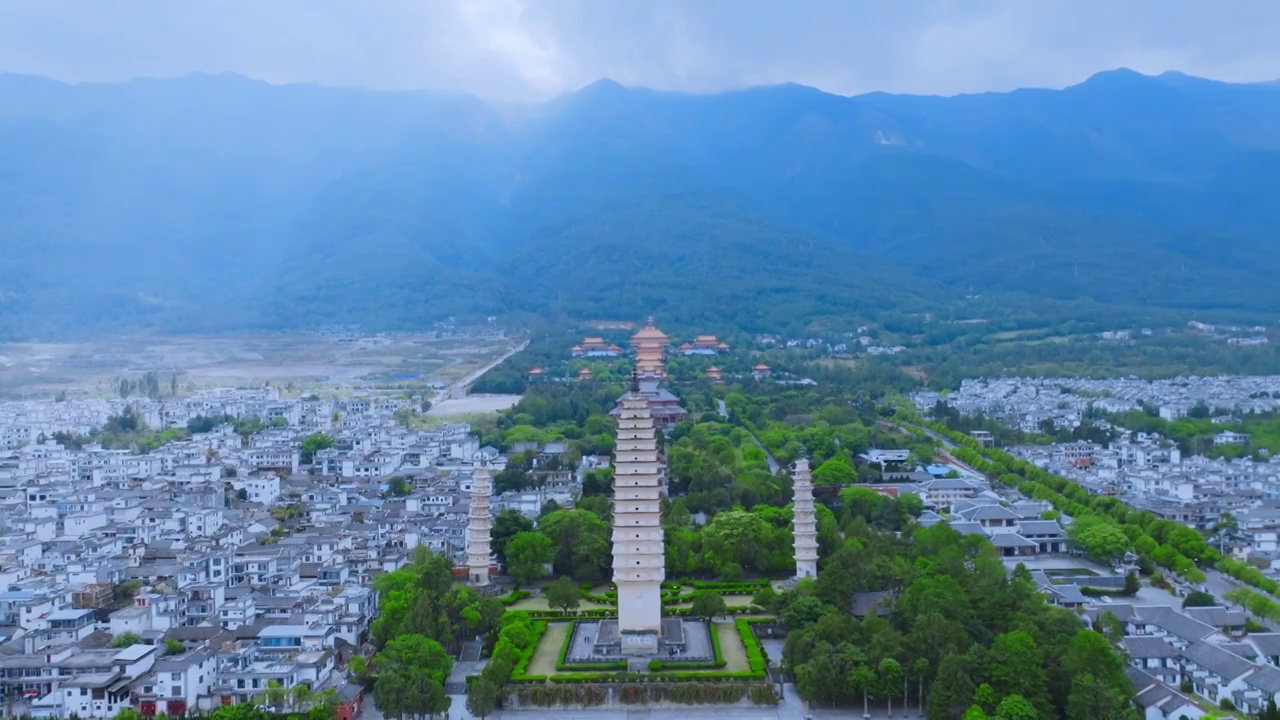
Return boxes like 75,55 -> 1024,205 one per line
611,374 -> 666,654
466,463 -> 494,587
792,458 -> 819,580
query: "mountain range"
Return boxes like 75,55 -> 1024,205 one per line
3,68 -> 1279,339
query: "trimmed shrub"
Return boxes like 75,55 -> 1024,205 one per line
499,589 -> 532,606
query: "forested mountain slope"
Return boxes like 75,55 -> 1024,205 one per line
3,69 -> 1277,338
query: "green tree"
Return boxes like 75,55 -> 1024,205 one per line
700,509 -> 776,572
850,663 -> 876,717
986,631 -> 1051,716
289,683 -> 313,711
491,509 -> 534,566
260,679 -> 287,711
994,695 -> 1038,720
928,652 -> 977,719
466,678 -> 499,720
375,634 -> 453,686
752,585 -> 778,611
505,531 -> 554,584
539,509 -> 612,582
163,639 -> 185,655
301,433 -> 335,464
1068,519 -> 1131,564
386,476 -> 412,496
1182,590 -> 1217,608
813,455 -> 858,485
373,635 -> 453,719
691,591 -> 728,622
349,655 -> 369,683
545,576 -> 580,613
875,658 -> 903,719
110,631 -> 143,648
1062,631 -> 1136,720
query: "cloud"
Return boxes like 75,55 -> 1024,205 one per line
1,0 -> 1278,100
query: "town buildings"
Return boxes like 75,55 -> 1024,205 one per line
0,386 -> 560,719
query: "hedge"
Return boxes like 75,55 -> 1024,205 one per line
735,618 -> 767,675
685,579 -> 770,591
508,681 -> 776,707
511,620 -> 548,677
488,614 -> 550,686
499,589 -> 532,606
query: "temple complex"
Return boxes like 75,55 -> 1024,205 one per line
609,376 -> 688,428
466,464 -> 494,586
677,335 -> 730,356
576,367 -> 594,381
610,375 -> 666,654
631,318 -> 670,377
706,366 -> 723,384
791,458 -> 819,580
571,337 -> 623,358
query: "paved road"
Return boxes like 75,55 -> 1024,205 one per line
436,339 -> 530,402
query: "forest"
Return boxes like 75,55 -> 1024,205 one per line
777,505 -> 1135,719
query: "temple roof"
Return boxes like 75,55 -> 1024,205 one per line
631,319 -> 670,343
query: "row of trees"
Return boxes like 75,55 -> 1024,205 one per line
929,419 -> 1214,586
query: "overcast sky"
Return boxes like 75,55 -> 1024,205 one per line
3,0 -> 1279,100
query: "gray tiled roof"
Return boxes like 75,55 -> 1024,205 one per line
1135,606 -> 1216,643
987,533 -> 1038,548
1251,634 -> 1280,657
962,504 -> 1022,521
1014,520 -> 1065,537
1184,605 -> 1247,628
1122,635 -> 1180,658
1181,641 -> 1253,680
1246,665 -> 1280,694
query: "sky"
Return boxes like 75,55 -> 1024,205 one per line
2,0 -> 1280,100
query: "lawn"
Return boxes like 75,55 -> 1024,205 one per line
714,621 -> 749,672
527,622 -> 570,676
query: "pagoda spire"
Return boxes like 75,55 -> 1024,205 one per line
611,368 -> 665,652
792,457 -> 818,579
466,462 -> 494,587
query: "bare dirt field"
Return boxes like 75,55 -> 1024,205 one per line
0,331 -> 524,398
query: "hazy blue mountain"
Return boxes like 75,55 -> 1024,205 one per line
2,69 -> 1278,338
